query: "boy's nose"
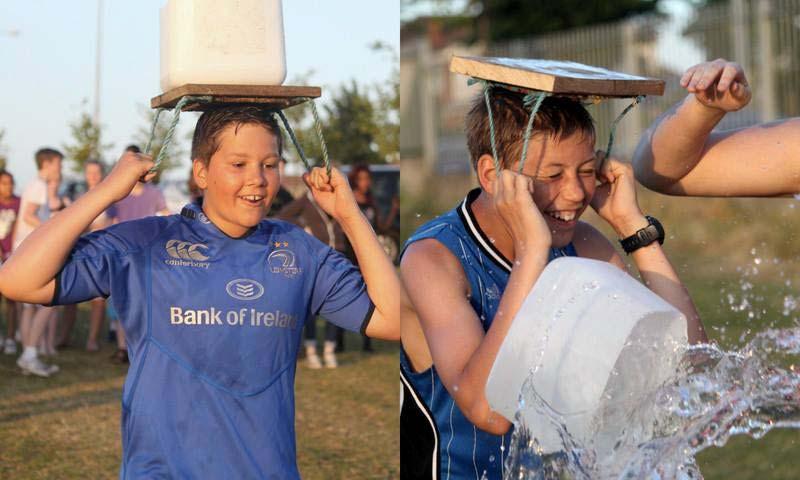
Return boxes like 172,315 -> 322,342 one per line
562,175 -> 586,203
246,166 -> 268,187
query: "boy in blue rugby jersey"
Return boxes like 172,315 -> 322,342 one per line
0,106 -> 400,479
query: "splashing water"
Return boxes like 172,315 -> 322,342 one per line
503,328 -> 800,479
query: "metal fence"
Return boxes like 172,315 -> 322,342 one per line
401,0 -> 800,176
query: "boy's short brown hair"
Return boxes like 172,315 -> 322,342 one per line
191,107 -> 284,165
465,89 -> 595,171
34,148 -> 63,170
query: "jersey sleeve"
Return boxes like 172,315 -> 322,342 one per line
50,228 -> 128,305
310,247 -> 374,333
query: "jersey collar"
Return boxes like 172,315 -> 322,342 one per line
457,188 -> 514,273
180,202 -> 259,240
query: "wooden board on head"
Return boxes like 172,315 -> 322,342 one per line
450,56 -> 664,98
151,84 -> 322,111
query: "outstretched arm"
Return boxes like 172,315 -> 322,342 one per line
631,59 -> 800,197
304,167 -> 401,341
0,152 -> 155,304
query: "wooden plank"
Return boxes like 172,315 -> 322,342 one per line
450,56 -> 664,97
150,84 -> 322,110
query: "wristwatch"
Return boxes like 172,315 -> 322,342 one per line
619,215 -> 664,254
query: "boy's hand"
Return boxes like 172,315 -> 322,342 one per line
493,169 -> 551,254
681,59 -> 751,112
102,152 -> 156,202
303,167 -> 361,223
590,154 -> 647,238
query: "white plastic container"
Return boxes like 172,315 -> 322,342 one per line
486,257 -> 688,455
160,0 -> 287,91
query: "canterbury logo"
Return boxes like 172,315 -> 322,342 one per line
166,240 -> 210,261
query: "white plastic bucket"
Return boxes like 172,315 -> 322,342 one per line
486,257 -> 688,454
160,0 -> 287,91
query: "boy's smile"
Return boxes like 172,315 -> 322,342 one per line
520,133 -> 597,247
194,123 -> 281,238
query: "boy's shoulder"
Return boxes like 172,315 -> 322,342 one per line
74,214 -> 179,258
407,203 -> 463,245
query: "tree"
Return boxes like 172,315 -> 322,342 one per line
63,103 -> 112,174
475,0 -> 660,41
134,105 -> 186,182
322,81 -> 382,165
403,0 -> 661,42
370,41 -> 400,164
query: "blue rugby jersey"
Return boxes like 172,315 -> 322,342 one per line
52,203 -> 374,479
400,188 -> 576,480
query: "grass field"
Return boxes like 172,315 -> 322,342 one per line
0,316 -> 398,479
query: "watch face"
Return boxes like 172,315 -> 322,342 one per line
637,225 -> 659,244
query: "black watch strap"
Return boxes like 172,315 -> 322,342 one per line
619,215 -> 664,254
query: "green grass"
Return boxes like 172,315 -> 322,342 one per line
0,313 -> 398,479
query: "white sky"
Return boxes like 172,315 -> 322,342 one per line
0,0 -> 400,191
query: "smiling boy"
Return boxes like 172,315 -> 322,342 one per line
400,90 -> 706,479
0,107 -> 400,478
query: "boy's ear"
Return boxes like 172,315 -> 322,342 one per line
476,154 -> 498,195
192,159 -> 208,189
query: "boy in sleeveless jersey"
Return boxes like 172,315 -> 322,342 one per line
0,107 -> 401,479
400,91 -> 707,479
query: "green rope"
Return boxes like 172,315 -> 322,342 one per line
518,92 -> 548,174
482,82 -> 500,171
306,98 -> 331,177
144,109 -> 163,155
276,110 -> 312,171
603,95 -> 644,167
146,95 -> 211,174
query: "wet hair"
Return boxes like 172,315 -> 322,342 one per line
465,89 -> 595,171
34,148 -> 63,169
191,106 -> 283,165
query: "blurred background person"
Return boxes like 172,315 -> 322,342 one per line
57,160 -> 116,352
278,188 -> 346,368
347,164 -> 383,353
0,170 -> 20,354
13,148 -> 64,376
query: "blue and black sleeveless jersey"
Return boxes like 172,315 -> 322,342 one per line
400,188 -> 576,480
52,203 -> 374,479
